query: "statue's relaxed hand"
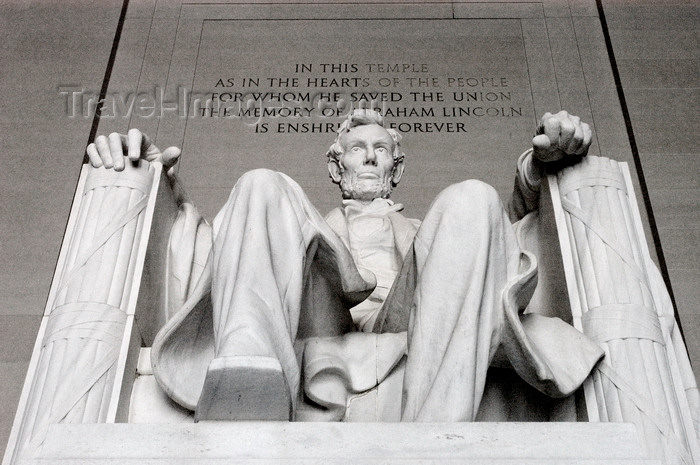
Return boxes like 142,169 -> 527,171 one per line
86,128 -> 181,171
532,111 -> 592,163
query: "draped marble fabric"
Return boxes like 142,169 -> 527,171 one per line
152,167 -> 603,421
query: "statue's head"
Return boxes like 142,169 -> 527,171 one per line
327,109 -> 405,202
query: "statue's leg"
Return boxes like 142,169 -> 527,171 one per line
401,180 -> 522,422
197,169 -> 352,421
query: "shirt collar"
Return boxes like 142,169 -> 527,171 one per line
341,198 -> 404,219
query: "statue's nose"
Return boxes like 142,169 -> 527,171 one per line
364,149 -> 377,165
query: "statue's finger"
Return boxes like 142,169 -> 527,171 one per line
127,128 -> 142,162
94,135 -> 113,169
542,116 -> 560,146
578,123 -> 592,155
161,146 -> 182,168
108,133 -> 125,171
558,118 -> 575,150
86,143 -> 102,168
539,112 -> 553,126
141,132 -> 160,161
566,122 -> 584,155
536,112 -> 551,135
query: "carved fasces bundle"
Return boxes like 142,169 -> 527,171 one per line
550,156 -> 700,464
10,161 -> 156,457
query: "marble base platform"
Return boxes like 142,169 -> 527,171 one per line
19,422 -> 658,464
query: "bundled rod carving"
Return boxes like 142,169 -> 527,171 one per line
7,161 -> 157,461
550,156 -> 700,464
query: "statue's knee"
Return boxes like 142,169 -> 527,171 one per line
234,169 -> 287,198
435,180 -> 502,215
237,168 -> 280,187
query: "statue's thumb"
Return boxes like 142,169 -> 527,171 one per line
532,134 -> 559,161
532,134 -> 551,152
162,147 -> 182,168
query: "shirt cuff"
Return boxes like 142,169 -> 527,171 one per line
517,148 -> 543,194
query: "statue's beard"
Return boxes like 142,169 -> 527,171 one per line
339,176 -> 392,201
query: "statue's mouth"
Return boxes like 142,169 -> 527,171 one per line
357,172 -> 380,179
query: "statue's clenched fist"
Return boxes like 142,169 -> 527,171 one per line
86,128 -> 181,171
532,111 -> 592,163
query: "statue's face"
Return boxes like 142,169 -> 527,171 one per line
336,124 -> 398,201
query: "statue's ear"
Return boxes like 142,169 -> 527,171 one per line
328,158 -> 342,184
391,160 -> 405,186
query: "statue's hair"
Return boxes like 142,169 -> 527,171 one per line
326,109 -> 405,165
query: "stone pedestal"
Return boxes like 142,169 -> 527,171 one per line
19,422 -> 656,465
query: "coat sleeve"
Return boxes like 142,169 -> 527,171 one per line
509,149 -> 543,222
151,195 -> 216,411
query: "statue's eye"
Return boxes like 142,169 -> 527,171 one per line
351,146 -> 362,152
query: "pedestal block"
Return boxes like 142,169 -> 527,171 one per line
20,422 -> 656,465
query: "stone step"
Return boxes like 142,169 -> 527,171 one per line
18,422 -> 659,464
23,460 -> 660,464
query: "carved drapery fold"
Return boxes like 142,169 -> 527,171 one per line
550,156 -> 700,464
